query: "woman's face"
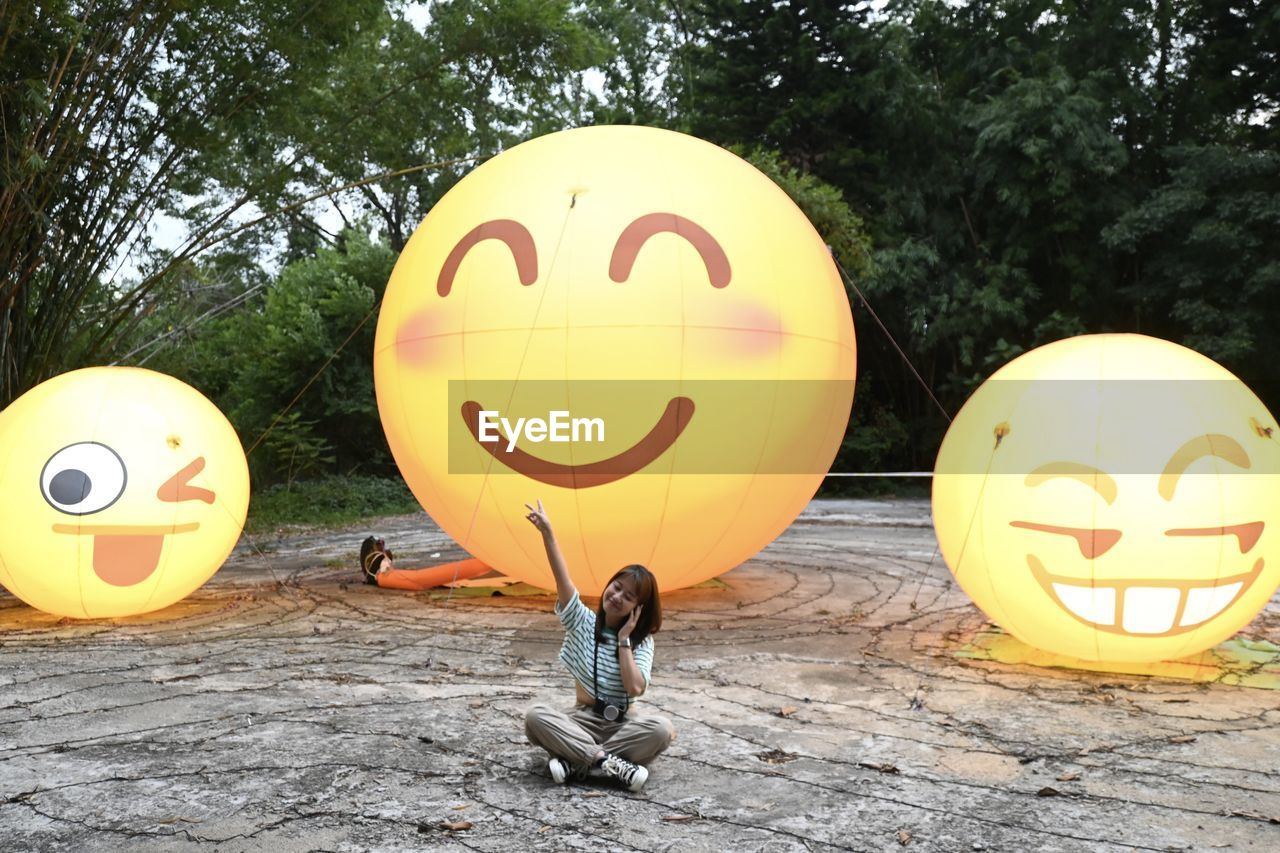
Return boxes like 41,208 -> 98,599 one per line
602,576 -> 640,620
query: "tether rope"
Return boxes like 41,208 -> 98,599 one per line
831,254 -> 952,426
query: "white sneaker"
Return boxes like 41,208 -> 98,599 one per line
600,753 -> 648,792
548,757 -> 580,784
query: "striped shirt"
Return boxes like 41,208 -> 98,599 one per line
555,591 -> 654,705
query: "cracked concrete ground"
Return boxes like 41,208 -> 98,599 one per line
1,499 -> 1278,852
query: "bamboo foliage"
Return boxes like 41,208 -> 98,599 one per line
0,0 -> 607,407
0,0 -> 384,405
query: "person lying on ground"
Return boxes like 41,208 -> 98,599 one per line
359,536 -> 488,591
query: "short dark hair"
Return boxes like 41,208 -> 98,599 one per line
359,536 -> 386,584
595,564 -> 662,646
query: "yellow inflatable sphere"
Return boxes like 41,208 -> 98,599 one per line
0,367 -> 250,618
933,334 -> 1280,662
375,125 -> 856,593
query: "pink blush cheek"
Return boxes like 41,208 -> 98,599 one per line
396,311 -> 440,366
699,302 -> 783,357
728,326 -> 784,357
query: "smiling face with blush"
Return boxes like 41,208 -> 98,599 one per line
933,334 -> 1280,663
374,126 -> 856,594
0,367 -> 250,619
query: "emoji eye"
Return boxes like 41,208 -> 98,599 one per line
157,457 -> 216,504
1166,522 -> 1264,553
437,219 -> 538,297
610,213 -> 731,287
1010,521 -> 1122,559
40,442 -> 127,515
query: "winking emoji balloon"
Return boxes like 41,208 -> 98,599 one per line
0,367 -> 250,618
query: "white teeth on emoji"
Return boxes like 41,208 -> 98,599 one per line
1182,582 -> 1243,626
1031,556 -> 1261,637
1051,583 -> 1116,626
1121,588 -> 1180,634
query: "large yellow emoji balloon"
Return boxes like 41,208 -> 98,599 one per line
933,334 -> 1280,662
375,125 -> 856,593
0,367 -> 250,618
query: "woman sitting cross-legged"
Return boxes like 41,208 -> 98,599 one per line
522,500 -> 674,792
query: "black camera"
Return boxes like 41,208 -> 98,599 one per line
593,698 -> 626,722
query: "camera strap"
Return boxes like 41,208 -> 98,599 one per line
593,632 -> 629,714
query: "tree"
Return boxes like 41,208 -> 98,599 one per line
681,0 -> 1280,473
0,0 -> 606,408
145,229 -> 397,484
280,0 -> 604,253
0,0 -> 386,406
684,0 -> 885,190
572,0 -> 686,127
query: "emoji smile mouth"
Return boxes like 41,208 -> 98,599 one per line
1027,555 -> 1264,637
52,523 -> 200,587
461,397 -> 694,488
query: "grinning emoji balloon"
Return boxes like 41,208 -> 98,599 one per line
0,367 -> 250,618
933,334 -> 1280,663
375,125 -> 855,593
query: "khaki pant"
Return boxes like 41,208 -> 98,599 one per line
525,703 -> 674,768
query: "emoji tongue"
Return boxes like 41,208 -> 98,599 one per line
92,534 -> 164,586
